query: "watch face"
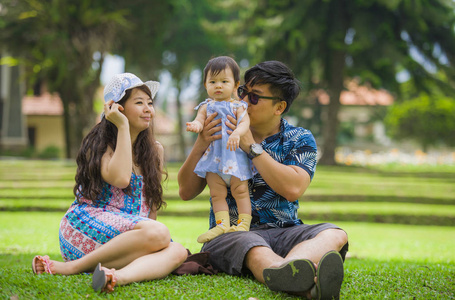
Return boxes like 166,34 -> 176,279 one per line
248,143 -> 263,159
251,143 -> 263,155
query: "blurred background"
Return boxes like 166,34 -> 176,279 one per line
1,0 -> 454,166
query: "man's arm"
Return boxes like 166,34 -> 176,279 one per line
178,112 -> 222,200
242,130 -> 311,201
226,115 -> 311,201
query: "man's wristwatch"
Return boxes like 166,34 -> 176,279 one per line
247,143 -> 264,160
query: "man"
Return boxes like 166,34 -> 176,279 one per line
178,61 -> 348,299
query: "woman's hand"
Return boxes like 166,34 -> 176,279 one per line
104,100 -> 128,128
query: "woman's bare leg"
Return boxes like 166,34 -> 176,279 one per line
35,220 -> 172,275
114,242 -> 187,285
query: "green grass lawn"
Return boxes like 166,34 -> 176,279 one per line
1,160 -> 455,299
1,212 -> 454,299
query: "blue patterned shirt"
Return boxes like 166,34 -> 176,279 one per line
208,118 -> 318,229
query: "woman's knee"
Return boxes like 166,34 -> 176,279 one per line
137,221 -> 171,251
169,242 -> 188,266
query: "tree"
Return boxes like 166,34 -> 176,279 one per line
385,94 -> 455,152
158,0 -> 248,160
112,1 -> 173,79
0,0 -> 173,158
209,0 -> 455,164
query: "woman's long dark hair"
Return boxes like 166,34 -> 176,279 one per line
73,85 -> 166,211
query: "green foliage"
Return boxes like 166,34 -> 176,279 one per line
0,0 -> 174,158
0,146 -> 61,159
3,0 -> 454,164
206,0 -> 455,164
385,94 -> 455,150
337,121 -> 356,144
37,145 -> 61,159
0,146 -> 35,158
150,0 -> 249,160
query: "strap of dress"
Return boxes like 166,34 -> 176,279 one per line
235,100 -> 248,125
194,98 -> 212,110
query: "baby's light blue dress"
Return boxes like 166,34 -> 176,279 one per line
194,99 -> 253,182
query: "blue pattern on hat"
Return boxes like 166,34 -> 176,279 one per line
104,74 -> 138,103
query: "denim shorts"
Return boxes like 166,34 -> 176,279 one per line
201,223 -> 348,276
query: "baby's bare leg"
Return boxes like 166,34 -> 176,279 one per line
197,173 -> 230,243
230,176 -> 251,215
230,176 -> 252,231
206,172 -> 228,212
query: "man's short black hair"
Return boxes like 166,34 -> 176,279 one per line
244,61 -> 300,113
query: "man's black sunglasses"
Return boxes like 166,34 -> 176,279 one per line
237,85 -> 281,105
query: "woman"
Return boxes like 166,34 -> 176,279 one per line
32,73 -> 187,293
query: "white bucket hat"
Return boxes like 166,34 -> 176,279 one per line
103,73 -> 160,103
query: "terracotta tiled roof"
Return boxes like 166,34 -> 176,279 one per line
22,93 -> 174,134
22,92 -> 63,115
315,80 -> 394,106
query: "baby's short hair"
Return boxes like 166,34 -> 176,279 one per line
203,56 -> 240,83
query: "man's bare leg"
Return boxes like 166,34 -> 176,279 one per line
246,229 -> 347,282
245,246 -> 283,284
285,229 -> 348,265
245,228 -> 348,298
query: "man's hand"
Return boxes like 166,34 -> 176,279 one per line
199,112 -> 222,144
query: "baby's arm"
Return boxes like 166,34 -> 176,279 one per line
227,106 -> 250,151
186,104 -> 207,133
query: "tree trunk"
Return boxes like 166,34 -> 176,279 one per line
59,69 -> 100,159
319,81 -> 342,165
174,85 -> 186,162
59,88 -> 83,159
62,93 -> 72,159
319,0 -> 348,165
